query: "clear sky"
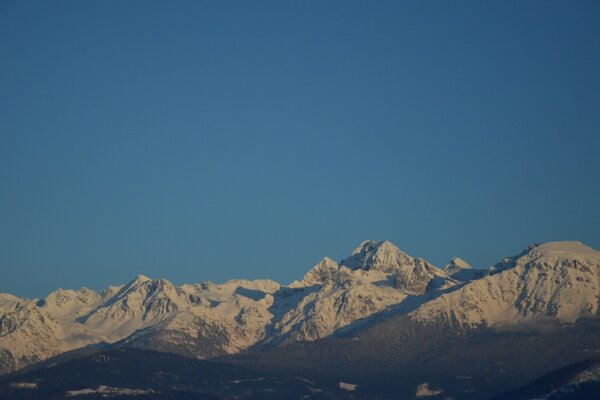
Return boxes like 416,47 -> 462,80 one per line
1,1 -> 599,298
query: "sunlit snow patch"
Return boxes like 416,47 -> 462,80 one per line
10,382 -> 38,389
416,383 -> 443,397
66,385 -> 155,396
339,381 -> 358,391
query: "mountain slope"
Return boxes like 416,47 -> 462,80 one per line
0,278 -> 282,373
225,315 -> 600,399
265,240 -> 455,344
0,348 -> 344,400
410,241 -> 600,327
1,239 -> 599,379
491,358 -> 600,400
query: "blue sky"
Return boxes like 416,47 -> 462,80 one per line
1,1 -> 599,298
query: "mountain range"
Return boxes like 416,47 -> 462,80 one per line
1,240 -> 599,399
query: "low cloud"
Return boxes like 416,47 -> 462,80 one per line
492,316 -> 565,334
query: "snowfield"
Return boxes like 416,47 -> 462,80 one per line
66,385 -> 155,396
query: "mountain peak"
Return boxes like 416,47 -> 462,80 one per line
133,274 -> 152,283
341,240 -> 413,273
527,241 -> 600,264
1,239 -> 599,379
350,239 -> 397,253
451,257 -> 470,266
291,257 -> 340,287
121,274 -> 152,290
349,240 -> 378,255
491,241 -> 600,274
413,241 -> 600,326
443,257 -> 472,274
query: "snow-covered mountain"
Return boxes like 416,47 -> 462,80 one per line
1,240 -> 599,375
442,256 -> 472,274
271,240 -> 456,343
411,241 -> 600,327
0,277 -> 281,373
442,256 -> 487,282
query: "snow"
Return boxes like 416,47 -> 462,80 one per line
411,241 -> 600,326
529,241 -> 600,264
227,377 -> 266,384
290,257 -> 340,287
341,240 -> 413,272
1,239 -> 599,375
443,257 -> 471,273
571,362 -> 600,384
131,274 -> 151,284
451,257 -> 471,269
415,383 -> 443,397
339,381 -> 358,391
529,361 -> 600,399
66,385 -> 155,396
0,293 -> 22,313
0,293 -> 21,302
10,382 -> 38,389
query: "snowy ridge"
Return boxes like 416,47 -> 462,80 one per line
442,257 -> 472,274
341,240 -> 413,273
442,257 -> 487,282
1,240 -> 599,374
411,241 -> 600,327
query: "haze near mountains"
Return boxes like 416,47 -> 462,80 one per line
1,239 -> 598,378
